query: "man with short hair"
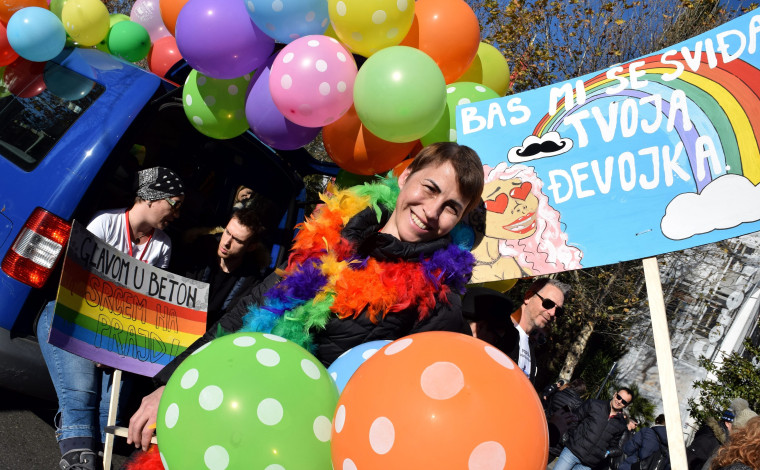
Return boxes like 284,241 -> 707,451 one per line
183,207 -> 268,327
462,278 -> 569,385
553,388 -> 635,470
127,208 -> 267,446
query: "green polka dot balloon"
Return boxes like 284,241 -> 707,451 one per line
182,69 -> 251,140
157,333 -> 339,470
420,81 -> 500,146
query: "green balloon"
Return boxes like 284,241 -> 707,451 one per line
420,82 -> 500,146
334,170 -> 379,189
183,69 -> 251,140
158,333 -> 338,470
106,20 -> 150,62
353,46 -> 446,144
50,0 -> 67,19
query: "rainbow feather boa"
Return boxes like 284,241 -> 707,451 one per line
239,175 -> 475,352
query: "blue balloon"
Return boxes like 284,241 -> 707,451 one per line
327,340 -> 391,393
7,7 -> 66,62
245,0 -> 329,44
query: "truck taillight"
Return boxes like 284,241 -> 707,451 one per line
1,208 -> 71,288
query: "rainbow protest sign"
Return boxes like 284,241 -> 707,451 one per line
457,12 -> 760,282
48,221 -> 209,377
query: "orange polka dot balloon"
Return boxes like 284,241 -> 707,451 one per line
331,331 -> 548,469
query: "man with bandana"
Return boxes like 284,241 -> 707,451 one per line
37,167 -> 185,470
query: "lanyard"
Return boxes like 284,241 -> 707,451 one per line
124,210 -> 153,262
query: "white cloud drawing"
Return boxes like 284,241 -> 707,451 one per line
507,131 -> 573,163
661,174 -> 760,240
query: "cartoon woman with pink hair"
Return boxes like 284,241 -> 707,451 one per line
470,162 -> 583,282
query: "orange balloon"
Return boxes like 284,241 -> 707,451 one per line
331,332 -> 549,469
323,105 -> 418,176
148,36 -> 182,78
0,0 -> 48,24
400,0 -> 481,84
159,0 -> 189,36
392,158 -> 413,178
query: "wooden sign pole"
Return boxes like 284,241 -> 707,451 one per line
642,256 -> 687,469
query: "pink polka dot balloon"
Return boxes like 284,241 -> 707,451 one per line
269,34 -> 357,128
331,331 -> 549,469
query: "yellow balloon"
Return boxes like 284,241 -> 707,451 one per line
62,0 -> 110,47
468,278 -> 518,293
328,0 -> 414,57
457,42 -> 511,96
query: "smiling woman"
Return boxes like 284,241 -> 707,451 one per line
125,142 -> 487,453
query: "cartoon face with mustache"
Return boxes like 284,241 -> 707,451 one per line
482,178 -> 539,240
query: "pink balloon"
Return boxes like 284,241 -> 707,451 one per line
130,0 -> 170,42
268,35 -> 357,128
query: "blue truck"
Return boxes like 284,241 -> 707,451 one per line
0,48 -> 335,398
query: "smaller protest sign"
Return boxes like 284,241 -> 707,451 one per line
48,221 -> 209,377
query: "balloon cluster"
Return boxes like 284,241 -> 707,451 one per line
158,331 -> 548,469
0,0 -> 511,174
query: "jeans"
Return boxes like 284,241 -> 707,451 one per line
553,447 -> 592,470
37,301 -> 129,443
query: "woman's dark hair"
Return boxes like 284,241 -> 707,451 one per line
406,142 -> 484,214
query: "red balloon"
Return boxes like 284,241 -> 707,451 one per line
4,57 -> 45,98
148,35 -> 182,78
331,332 -> 549,469
0,0 -> 48,24
0,22 -> 19,67
323,105 -> 418,176
400,0 -> 481,84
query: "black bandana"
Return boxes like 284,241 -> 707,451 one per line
136,167 -> 185,201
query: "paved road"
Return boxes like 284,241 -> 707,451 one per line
0,387 -> 132,470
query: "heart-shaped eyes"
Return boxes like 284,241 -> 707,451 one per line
509,182 -> 532,200
484,182 -> 533,213
485,193 -> 508,213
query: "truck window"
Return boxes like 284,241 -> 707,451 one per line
0,63 -> 105,171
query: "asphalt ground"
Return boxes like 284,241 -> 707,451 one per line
0,387 -> 133,470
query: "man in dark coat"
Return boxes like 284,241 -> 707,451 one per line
554,387 -> 635,470
686,410 -> 733,470
619,414 -> 667,470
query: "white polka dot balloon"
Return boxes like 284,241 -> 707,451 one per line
327,0 -> 415,57
269,35 -> 358,128
331,331 -> 549,469
157,332 -> 339,470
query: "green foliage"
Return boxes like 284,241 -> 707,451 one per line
687,340 -> 760,424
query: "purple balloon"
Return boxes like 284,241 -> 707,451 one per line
246,56 -> 321,150
175,0 -> 274,79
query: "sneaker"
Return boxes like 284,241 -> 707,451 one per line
59,449 -> 99,470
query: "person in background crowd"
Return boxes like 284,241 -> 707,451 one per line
619,414 -> 667,470
701,399 -> 758,470
710,415 -> 760,470
546,378 -> 588,463
553,387 -> 635,470
37,167 -> 185,470
231,185 -> 253,213
125,142 -> 486,454
687,409 -> 735,469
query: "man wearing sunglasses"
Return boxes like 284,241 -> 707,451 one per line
554,387 -> 636,470
511,278 -> 569,383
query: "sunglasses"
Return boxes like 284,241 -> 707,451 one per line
534,292 -> 564,315
164,198 -> 182,211
615,393 -> 630,406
